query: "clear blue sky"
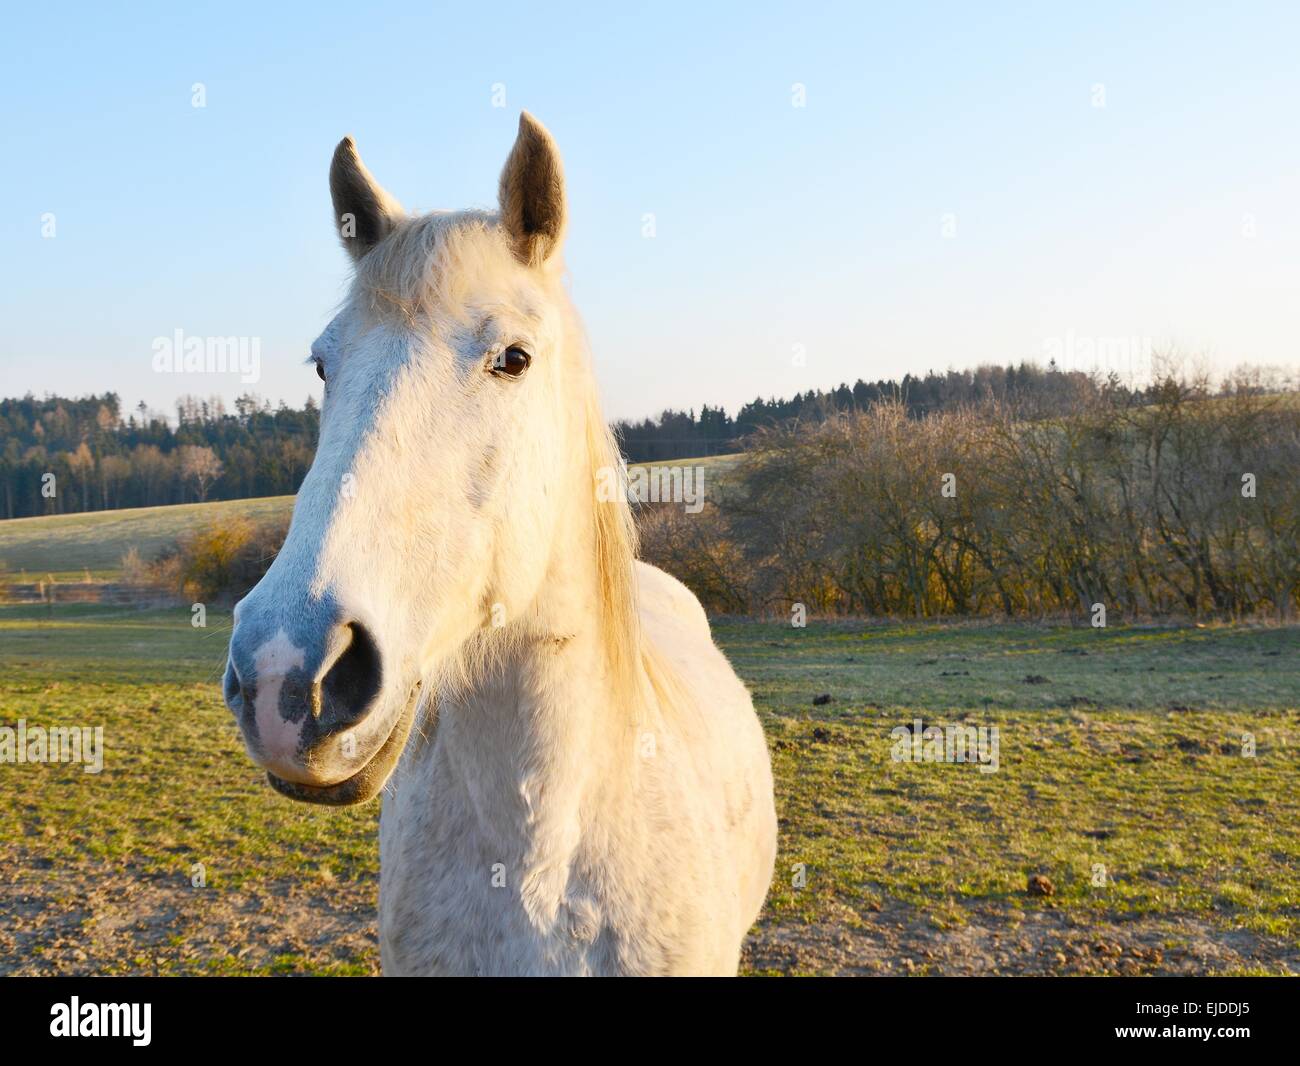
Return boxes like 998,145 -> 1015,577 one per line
2,1 -> 1297,421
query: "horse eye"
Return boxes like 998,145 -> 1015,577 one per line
315,360 -> 326,382
492,346 -> 531,378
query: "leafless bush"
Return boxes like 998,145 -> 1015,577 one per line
637,502 -> 751,615
643,381 -> 1300,621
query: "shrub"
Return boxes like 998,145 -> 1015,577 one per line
178,517 -> 256,603
637,502 -> 751,615
137,516 -> 290,605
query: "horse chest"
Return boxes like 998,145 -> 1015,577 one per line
376,766 -> 723,975
377,855 -> 612,976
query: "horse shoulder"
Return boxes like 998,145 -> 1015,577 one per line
634,560 -> 711,641
631,561 -> 777,944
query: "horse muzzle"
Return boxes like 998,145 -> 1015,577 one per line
223,606 -> 416,805
265,692 -> 418,806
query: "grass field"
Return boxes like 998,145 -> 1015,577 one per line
0,497 -> 296,577
1,603 -> 1296,975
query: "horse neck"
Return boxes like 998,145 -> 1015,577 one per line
417,401 -> 641,867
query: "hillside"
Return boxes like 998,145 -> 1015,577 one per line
0,496 -> 296,576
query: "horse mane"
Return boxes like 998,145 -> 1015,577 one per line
354,210 -> 498,325
582,362 -> 646,705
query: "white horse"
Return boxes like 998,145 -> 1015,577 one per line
222,113 -> 776,976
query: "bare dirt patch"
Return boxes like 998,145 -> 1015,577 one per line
742,899 -> 1300,976
0,848 -> 379,976
4,848 -> 1295,977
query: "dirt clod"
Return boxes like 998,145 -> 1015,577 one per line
1027,874 -> 1055,897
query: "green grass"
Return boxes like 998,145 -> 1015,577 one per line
724,619 -> 1300,974
0,605 -> 1296,975
0,603 -> 375,880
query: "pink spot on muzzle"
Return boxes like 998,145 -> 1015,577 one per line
250,630 -> 309,773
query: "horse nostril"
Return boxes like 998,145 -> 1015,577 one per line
317,621 -> 383,730
222,658 -> 244,709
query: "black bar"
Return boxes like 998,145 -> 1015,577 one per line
2,975 -> 1289,1053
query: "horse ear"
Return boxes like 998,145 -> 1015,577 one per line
498,112 -> 566,267
330,136 -> 404,260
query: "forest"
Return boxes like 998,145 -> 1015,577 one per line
1,360 -> 1172,519
0,394 -> 318,518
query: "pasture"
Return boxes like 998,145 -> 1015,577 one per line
1,601 -> 1296,975
0,496 -> 295,579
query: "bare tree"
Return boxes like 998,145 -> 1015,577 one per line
179,445 -> 224,503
